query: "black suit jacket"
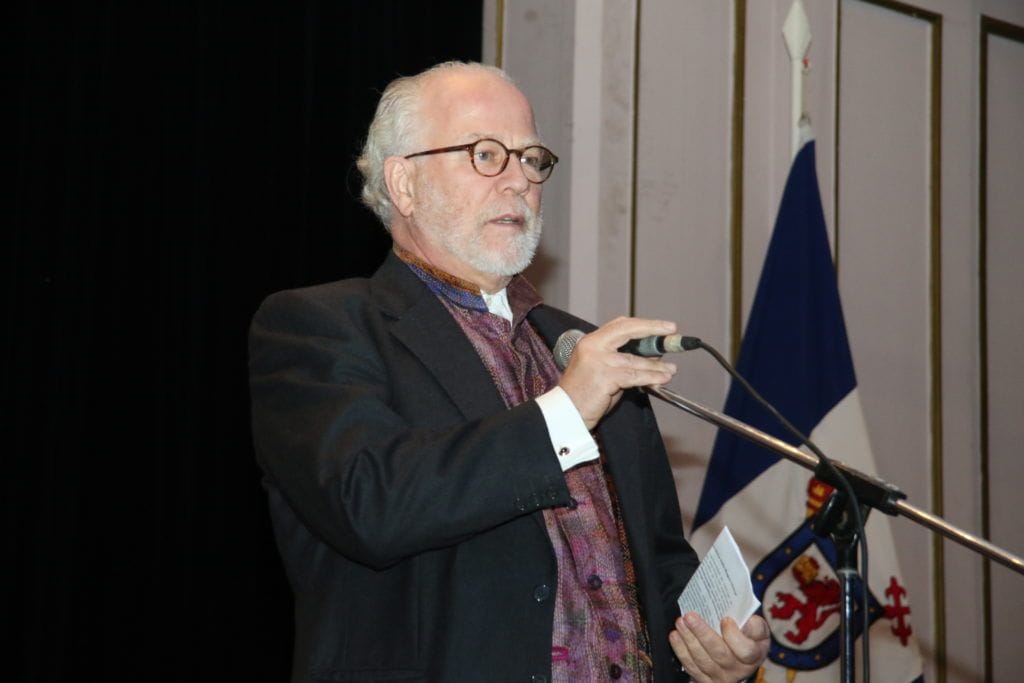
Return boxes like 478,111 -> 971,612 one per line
249,252 -> 699,682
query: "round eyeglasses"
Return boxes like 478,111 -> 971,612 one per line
404,138 -> 559,184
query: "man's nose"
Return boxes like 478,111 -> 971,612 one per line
496,154 -> 531,193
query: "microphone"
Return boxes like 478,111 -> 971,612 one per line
553,329 -> 701,370
619,333 -> 701,357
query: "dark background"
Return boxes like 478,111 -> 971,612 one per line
8,3 -> 482,680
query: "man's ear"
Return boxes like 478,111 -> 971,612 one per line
384,157 -> 415,218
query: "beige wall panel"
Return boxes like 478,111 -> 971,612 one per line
633,1 -> 734,532
837,0 -> 937,669
496,0 -> 577,310
588,0 -> 640,324
498,0 -> 640,326
929,1 -> 984,680
985,29 -> 1024,683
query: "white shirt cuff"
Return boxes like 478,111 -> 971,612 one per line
534,386 -> 600,472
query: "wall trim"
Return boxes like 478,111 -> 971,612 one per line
494,0 -> 505,68
729,0 -> 746,360
629,0 -> 643,316
836,1 -> 944,679
978,15 -> 1024,682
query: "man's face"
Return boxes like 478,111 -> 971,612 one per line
401,70 -> 545,290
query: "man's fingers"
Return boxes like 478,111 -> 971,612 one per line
609,353 -> 676,371
667,630 -> 698,680
566,354 -> 675,390
582,316 -> 677,351
671,614 -> 725,682
741,614 -> 770,640
613,354 -> 677,383
683,613 -> 733,664
721,616 -> 770,665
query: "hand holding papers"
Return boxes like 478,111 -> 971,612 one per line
677,526 -> 760,634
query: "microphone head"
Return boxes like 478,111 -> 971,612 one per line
553,329 -> 585,370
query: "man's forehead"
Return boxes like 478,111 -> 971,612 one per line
419,69 -> 538,143
421,66 -> 511,97
460,130 -> 543,146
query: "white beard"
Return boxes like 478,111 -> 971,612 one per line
414,180 -> 543,278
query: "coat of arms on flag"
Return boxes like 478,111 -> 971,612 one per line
691,129 -> 925,682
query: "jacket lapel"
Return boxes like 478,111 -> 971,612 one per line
370,252 -> 507,422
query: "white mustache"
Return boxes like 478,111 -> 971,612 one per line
483,200 -> 537,226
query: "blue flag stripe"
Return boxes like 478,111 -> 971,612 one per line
694,141 -> 857,530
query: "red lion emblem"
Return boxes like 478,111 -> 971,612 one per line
769,555 -> 841,645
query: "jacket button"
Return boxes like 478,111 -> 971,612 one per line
533,583 -> 551,602
530,676 -> 547,683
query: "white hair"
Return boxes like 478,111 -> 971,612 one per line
356,61 -> 515,230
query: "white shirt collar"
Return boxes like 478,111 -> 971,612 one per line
480,287 -> 512,322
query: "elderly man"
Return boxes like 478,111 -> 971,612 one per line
249,61 -> 768,682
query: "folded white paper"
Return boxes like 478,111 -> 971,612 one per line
677,526 -> 761,634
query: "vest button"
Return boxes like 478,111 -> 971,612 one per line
587,574 -> 603,590
609,663 -> 623,679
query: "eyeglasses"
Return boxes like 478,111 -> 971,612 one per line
404,138 -> 559,184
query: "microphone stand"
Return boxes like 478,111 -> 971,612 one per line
644,385 -> 1024,682
809,488 -> 863,682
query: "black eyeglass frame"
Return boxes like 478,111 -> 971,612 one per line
403,138 -> 559,184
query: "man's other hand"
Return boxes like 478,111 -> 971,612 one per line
669,612 -> 770,683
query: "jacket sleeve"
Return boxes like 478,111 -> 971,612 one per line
248,286 -> 571,570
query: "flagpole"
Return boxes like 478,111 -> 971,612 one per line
782,9 -> 865,679
783,0 -> 811,159
646,385 -> 1024,576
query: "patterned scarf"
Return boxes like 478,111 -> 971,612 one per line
397,247 -> 652,682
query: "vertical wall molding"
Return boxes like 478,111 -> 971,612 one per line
729,0 -> 747,360
928,17 -> 945,681
495,0 -> 505,68
978,20 -> 991,681
628,0 -> 643,316
834,2 -> 843,274
978,15 -> 1024,682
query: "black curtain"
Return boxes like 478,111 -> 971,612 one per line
8,3 -> 482,680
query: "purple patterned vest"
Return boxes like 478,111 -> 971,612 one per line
398,249 -> 652,682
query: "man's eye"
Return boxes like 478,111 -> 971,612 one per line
522,150 -> 550,169
475,150 -> 496,162
522,155 -> 542,169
